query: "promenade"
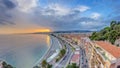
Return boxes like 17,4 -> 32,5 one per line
35,35 -> 61,66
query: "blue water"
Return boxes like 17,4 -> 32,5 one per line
0,34 -> 50,68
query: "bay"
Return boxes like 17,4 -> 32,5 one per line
0,34 -> 51,68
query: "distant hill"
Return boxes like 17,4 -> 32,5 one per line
90,21 -> 120,45
32,30 -> 93,34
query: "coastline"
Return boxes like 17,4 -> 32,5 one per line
34,35 -> 61,66
33,35 -> 53,66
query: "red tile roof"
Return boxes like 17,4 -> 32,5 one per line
95,41 -> 120,58
63,34 -> 82,40
71,54 -> 80,63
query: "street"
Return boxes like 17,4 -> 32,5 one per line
52,34 -> 89,68
53,36 -> 73,68
80,44 -> 89,68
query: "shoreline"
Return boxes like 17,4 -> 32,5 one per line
34,35 -> 53,66
34,35 -> 61,66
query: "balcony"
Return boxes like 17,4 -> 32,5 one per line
94,47 -> 109,62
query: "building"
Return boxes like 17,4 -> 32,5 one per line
94,41 -> 120,68
70,50 -> 80,66
80,37 -> 97,68
0,61 -> 3,68
110,58 -> 120,68
80,37 -> 120,68
115,38 -> 120,47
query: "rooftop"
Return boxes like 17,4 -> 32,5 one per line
71,50 -> 80,63
71,54 -> 80,63
62,34 -> 87,40
95,41 -> 120,58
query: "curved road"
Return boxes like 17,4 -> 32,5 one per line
53,36 -> 73,68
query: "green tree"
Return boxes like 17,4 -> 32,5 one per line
66,63 -> 79,68
109,30 -> 118,44
2,61 -> 7,68
90,21 -> 120,45
41,60 -> 52,68
6,64 -> 13,68
2,61 -> 14,68
110,20 -> 117,30
41,60 -> 47,68
66,64 -> 71,68
89,32 -> 98,40
33,66 -> 41,68
47,64 -> 52,68
118,21 -> 120,24
55,58 -> 59,62
59,49 -> 66,57
117,44 -> 119,47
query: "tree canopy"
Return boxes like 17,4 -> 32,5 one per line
90,21 -> 120,44
66,63 -> 79,68
2,61 -> 14,68
41,60 -> 52,68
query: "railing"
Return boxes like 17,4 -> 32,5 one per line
94,47 -> 107,61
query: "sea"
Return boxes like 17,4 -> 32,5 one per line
0,34 -> 58,68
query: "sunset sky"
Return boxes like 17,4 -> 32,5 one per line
0,0 -> 120,34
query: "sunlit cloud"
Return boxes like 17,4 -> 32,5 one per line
0,0 -> 120,34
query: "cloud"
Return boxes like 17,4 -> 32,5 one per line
90,12 -> 101,19
2,0 -> 16,9
14,0 -> 38,12
45,4 -> 70,16
39,4 -> 71,16
74,5 -> 90,12
76,17 -> 105,30
21,3 -> 104,31
39,4 -> 90,17
0,0 -> 108,33
0,0 -> 16,25
80,21 -> 103,29
28,3 -> 91,30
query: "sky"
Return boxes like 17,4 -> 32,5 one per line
0,0 -> 120,34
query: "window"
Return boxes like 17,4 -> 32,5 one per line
117,65 -> 120,68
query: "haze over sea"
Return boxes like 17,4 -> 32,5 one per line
0,34 -> 51,68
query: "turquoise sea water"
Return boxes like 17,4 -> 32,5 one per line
0,34 -> 50,68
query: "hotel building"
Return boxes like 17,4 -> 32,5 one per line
81,38 -> 120,68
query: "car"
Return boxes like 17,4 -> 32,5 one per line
63,56 -> 67,60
